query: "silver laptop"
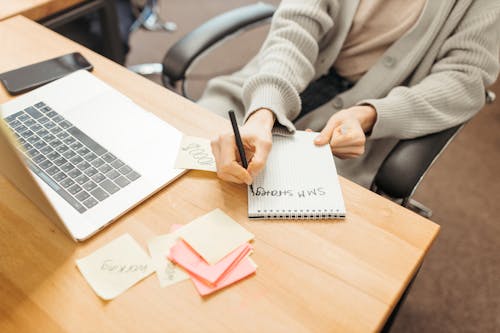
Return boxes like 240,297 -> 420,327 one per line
0,70 -> 185,241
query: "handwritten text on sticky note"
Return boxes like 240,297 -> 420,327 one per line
76,234 -> 154,300
174,136 -> 216,172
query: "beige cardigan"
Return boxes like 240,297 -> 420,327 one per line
198,0 -> 500,188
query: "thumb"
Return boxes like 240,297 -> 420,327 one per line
315,118 -> 340,146
247,140 -> 272,178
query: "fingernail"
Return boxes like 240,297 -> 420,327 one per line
314,135 -> 321,143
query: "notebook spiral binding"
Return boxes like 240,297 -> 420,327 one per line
250,209 -> 345,220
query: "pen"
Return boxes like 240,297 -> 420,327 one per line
228,110 -> 253,192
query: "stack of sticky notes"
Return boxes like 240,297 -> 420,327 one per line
168,209 -> 256,296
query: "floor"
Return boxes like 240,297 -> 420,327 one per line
124,1 -> 500,332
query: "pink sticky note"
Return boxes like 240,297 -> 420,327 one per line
169,240 -> 252,285
191,257 -> 256,296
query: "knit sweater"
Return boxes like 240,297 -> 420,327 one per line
198,0 -> 500,188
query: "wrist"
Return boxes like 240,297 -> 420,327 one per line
247,108 -> 276,130
354,105 -> 377,133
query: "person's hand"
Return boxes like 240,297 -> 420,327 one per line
211,108 -> 275,184
312,105 -> 377,159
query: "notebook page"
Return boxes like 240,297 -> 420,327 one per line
248,131 -> 345,219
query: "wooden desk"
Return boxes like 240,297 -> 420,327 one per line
0,16 -> 440,333
0,0 -> 85,21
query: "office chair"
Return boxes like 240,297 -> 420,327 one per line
160,3 -> 496,218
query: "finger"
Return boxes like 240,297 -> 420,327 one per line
329,123 -> 365,149
218,134 -> 252,184
217,166 -> 248,184
247,139 -> 272,178
305,128 -> 313,133
315,117 -> 341,145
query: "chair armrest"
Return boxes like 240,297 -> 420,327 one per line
161,2 -> 276,85
373,125 -> 463,200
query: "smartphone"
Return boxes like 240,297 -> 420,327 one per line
0,52 -> 93,95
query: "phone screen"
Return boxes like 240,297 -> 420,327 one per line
0,52 -> 93,95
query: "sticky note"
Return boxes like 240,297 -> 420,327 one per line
147,230 -> 189,288
169,240 -> 252,285
174,136 -> 216,172
178,209 -> 254,264
76,234 -> 154,300
190,257 -> 257,296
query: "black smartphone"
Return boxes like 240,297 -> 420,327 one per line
0,52 -> 93,95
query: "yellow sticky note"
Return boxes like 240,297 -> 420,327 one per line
147,230 -> 189,288
174,135 -> 216,172
76,234 -> 154,300
179,209 -> 254,264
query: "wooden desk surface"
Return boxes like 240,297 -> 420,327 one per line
0,0 -> 84,21
0,16 -> 440,333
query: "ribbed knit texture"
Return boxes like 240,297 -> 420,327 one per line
198,0 -> 500,187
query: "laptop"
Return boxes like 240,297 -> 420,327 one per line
0,70 -> 185,241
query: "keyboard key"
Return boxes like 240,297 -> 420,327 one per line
126,171 -> 141,181
106,169 -> 120,180
50,140 -> 63,148
46,165 -> 59,176
77,147 -> 90,156
75,175 -> 90,185
119,165 -> 132,175
77,161 -> 91,171
68,184 -> 83,195
52,115 -> 64,123
111,159 -> 124,169
83,181 -> 98,192
50,127 -> 63,134
101,179 -> 120,194
30,124 -> 42,132
76,191 -> 91,202
68,169 -> 82,178
27,148 -> 40,158
46,110 -> 57,118
46,151 -> 60,160
38,116 -> 49,124
43,121 -> 57,129
39,160 -> 53,170
18,113 -> 30,121
70,142 -> 83,150
56,145 -> 69,153
70,156 -> 84,165
90,187 -> 109,201
25,106 -> 43,119
34,102 -> 46,108
61,178 -> 75,188
63,137 -> 76,145
84,167 -> 98,177
102,152 -> 117,163
62,150 -> 76,159
33,155 -> 46,164
57,132 -> 69,140
20,130 -> 34,138
15,125 -> 28,133
61,163 -> 75,172
114,176 -> 131,188
59,120 -> 72,129
24,118 -> 35,127
9,119 -> 21,128
53,157 -> 67,167
91,158 -> 105,168
54,172 -> 67,182
67,127 -> 107,156
41,106 -> 52,113
99,164 -> 112,174
39,146 -> 53,155
91,173 -> 105,183
84,152 -> 97,162
83,197 -> 98,209
27,136 -> 41,144
37,129 -> 49,137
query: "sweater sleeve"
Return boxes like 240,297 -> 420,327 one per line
242,0 -> 337,132
363,1 -> 500,140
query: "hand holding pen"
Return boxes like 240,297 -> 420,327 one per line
209,109 -> 275,186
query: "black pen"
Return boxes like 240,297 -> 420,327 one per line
228,110 -> 253,192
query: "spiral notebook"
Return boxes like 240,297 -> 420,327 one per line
248,130 -> 346,219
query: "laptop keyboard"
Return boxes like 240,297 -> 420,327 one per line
4,101 -> 141,214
